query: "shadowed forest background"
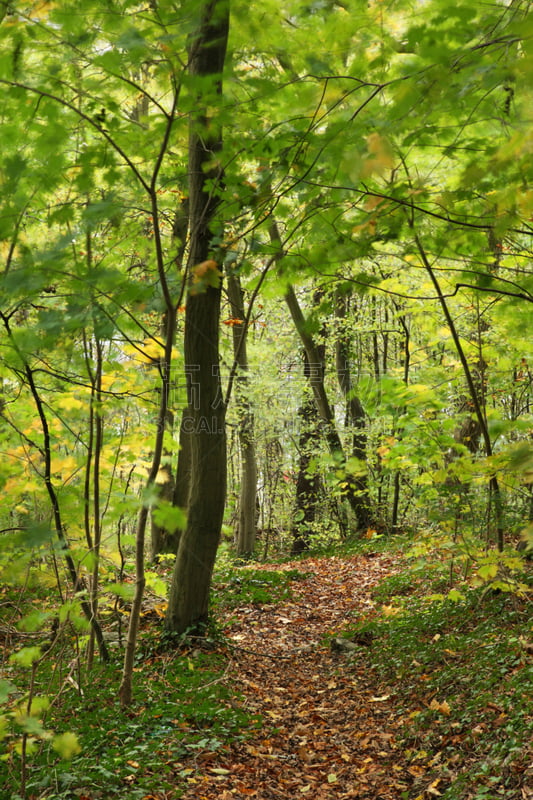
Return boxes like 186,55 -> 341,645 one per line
0,0 -> 532,798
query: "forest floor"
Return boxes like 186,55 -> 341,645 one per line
180,551 -> 412,800
176,550 -> 533,800
2,544 -> 532,800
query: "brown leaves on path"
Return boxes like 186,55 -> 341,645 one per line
178,553 -> 415,799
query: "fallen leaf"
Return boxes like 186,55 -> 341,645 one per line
429,699 -> 451,715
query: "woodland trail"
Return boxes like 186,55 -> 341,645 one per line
179,553 -> 416,800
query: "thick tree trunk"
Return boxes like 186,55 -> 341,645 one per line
227,271 -> 258,558
165,0 -> 229,635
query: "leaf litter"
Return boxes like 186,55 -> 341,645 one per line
177,553 -> 415,799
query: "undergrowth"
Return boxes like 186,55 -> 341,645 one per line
0,561 -> 310,800
1,635 -> 262,800
345,556 -> 533,800
2,540 -> 531,800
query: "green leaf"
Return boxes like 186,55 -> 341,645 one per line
447,589 -> 464,602
152,501 -> 187,534
107,582 -> 135,602
17,610 -> 51,633
10,647 -> 42,668
0,680 -> 17,705
53,731 -> 82,759
477,563 -> 498,581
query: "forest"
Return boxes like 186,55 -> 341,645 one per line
0,0 -> 532,797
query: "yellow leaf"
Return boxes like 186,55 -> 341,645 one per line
382,605 -> 402,617
138,338 -> 165,364
361,132 -> 394,177
57,396 -> 85,411
53,732 -> 81,759
54,455 -> 77,475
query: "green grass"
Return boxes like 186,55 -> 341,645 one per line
343,564 -> 533,800
211,564 -> 309,612
0,562 -> 313,800
0,599 -> 264,800
1,640 -> 262,799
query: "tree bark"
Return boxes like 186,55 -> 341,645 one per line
291,356 -> 322,554
227,271 -> 258,558
150,463 -> 178,559
165,0 -> 229,635
334,289 -> 372,525
172,405 -> 193,511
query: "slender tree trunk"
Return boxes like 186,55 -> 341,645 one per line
150,462 -> 178,558
267,220 -> 373,532
414,233 -> 504,550
150,320 -> 181,560
227,271 -> 258,558
291,355 -> 322,554
173,405 -> 193,510
334,289 -> 372,522
119,85 -> 182,706
284,284 -> 374,531
390,313 -> 410,534
165,0 -> 229,635
153,189 -> 192,558
120,322 -> 176,705
86,335 -> 104,669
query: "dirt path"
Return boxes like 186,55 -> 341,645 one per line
179,553 -> 416,799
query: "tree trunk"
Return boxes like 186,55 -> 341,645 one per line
173,405 -> 193,511
284,284 -> 374,531
390,312 -> 411,534
150,463 -> 178,559
151,310 -> 181,559
414,232 -> 504,550
227,271 -> 258,558
334,289 -> 372,525
291,361 -> 322,554
165,0 -> 229,636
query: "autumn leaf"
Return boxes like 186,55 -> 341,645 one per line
57,395 -> 85,411
190,259 -> 222,294
429,699 -> 451,715
361,132 -> 394,176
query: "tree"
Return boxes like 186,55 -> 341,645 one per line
164,0 -> 230,636
226,269 -> 259,558
0,0 -> 532,722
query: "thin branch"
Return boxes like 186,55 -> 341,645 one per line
0,80 -> 151,193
